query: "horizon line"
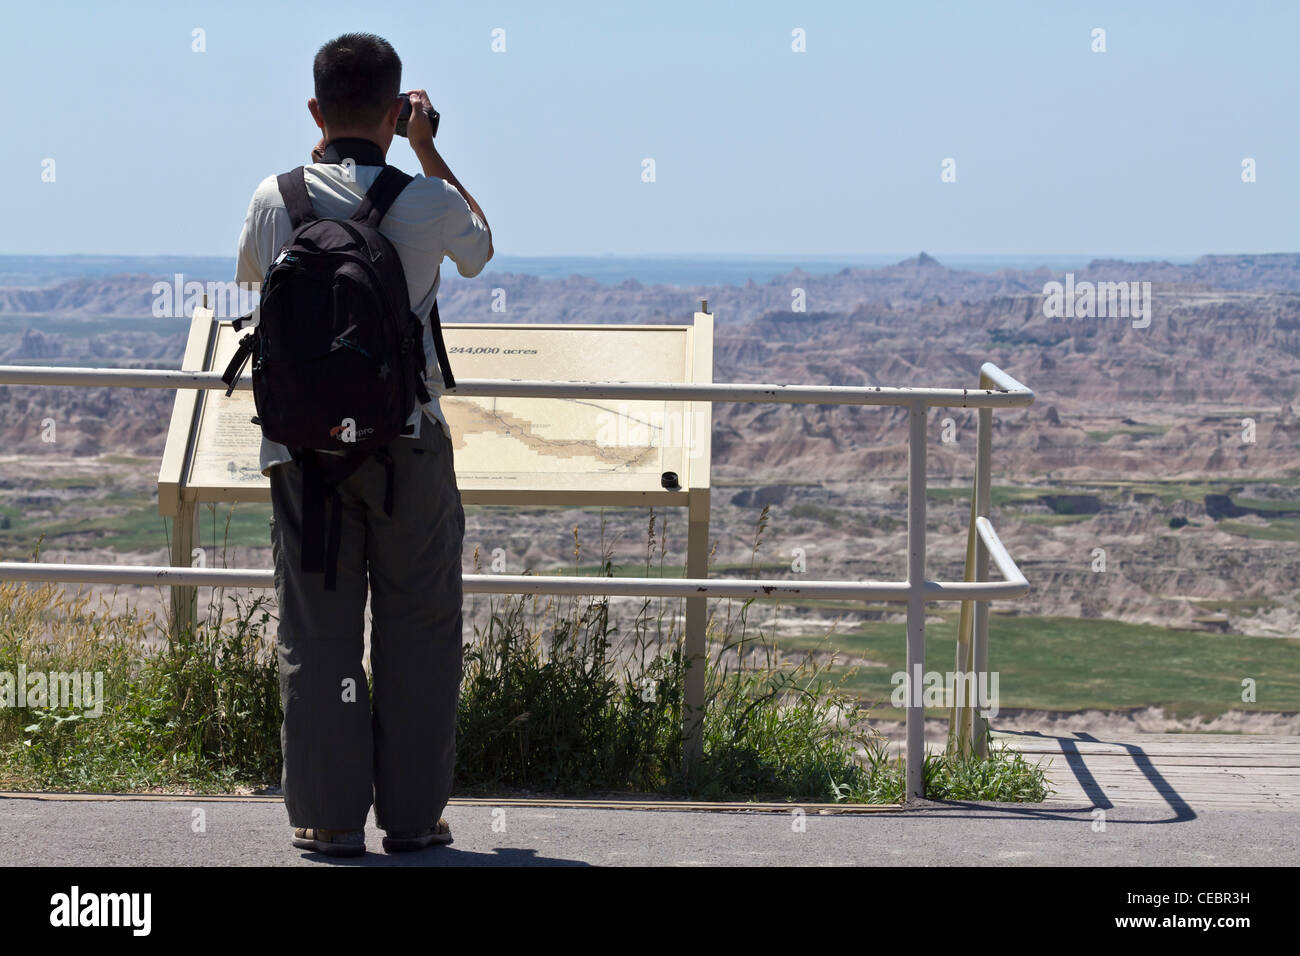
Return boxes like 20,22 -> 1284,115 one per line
5,250 -> 1292,262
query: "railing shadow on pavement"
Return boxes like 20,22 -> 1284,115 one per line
915,730 -> 1198,825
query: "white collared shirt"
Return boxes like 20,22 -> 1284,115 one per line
235,158 -> 491,474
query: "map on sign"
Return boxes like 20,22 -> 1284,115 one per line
446,394 -> 668,475
160,311 -> 713,511
439,323 -> 710,502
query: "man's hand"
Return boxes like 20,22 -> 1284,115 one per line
404,89 -> 436,151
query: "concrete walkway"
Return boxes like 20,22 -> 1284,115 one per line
996,731 -> 1300,813
1,733 -> 1295,866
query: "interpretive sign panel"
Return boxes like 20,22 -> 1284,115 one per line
159,309 -> 713,511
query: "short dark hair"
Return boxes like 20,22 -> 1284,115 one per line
313,33 -> 402,129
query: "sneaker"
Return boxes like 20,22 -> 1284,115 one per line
382,818 -> 453,853
291,827 -> 366,857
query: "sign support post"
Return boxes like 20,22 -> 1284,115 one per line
158,304 -> 216,639
682,302 -> 714,773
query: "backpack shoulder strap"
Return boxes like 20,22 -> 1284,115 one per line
428,299 -> 456,390
350,165 -> 414,228
276,167 -> 316,229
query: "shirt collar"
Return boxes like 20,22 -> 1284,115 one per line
321,138 -> 386,166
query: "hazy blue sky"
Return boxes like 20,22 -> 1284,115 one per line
2,0 -> 1295,258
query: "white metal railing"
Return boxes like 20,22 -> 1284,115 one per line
0,360 -> 1033,801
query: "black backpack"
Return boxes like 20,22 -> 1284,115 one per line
221,164 -> 457,589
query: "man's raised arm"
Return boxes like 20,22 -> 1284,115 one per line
404,89 -> 493,262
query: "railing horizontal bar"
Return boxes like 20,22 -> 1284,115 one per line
921,580 -> 1030,600
472,575 -> 913,600
0,563 -> 268,588
975,516 -> 1027,588
0,365 -> 1034,408
978,362 -> 1032,397
0,563 -> 1028,601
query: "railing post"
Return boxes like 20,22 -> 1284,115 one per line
905,400 -> 928,801
683,492 -> 709,774
169,500 -> 198,639
973,404 -> 993,757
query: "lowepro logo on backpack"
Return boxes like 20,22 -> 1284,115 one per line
328,419 -> 377,442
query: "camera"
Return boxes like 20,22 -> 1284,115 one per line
396,98 -> 439,138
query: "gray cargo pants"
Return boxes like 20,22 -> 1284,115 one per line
268,420 -> 465,833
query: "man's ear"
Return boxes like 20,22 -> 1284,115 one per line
385,95 -> 405,129
308,97 -> 326,131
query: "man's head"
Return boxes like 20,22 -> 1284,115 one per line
309,33 -> 404,150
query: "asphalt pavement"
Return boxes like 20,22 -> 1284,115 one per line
2,794 -> 1295,866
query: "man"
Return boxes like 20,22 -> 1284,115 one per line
235,32 -> 492,856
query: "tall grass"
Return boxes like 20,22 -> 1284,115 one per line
0,523 -> 280,791
0,578 -> 280,790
